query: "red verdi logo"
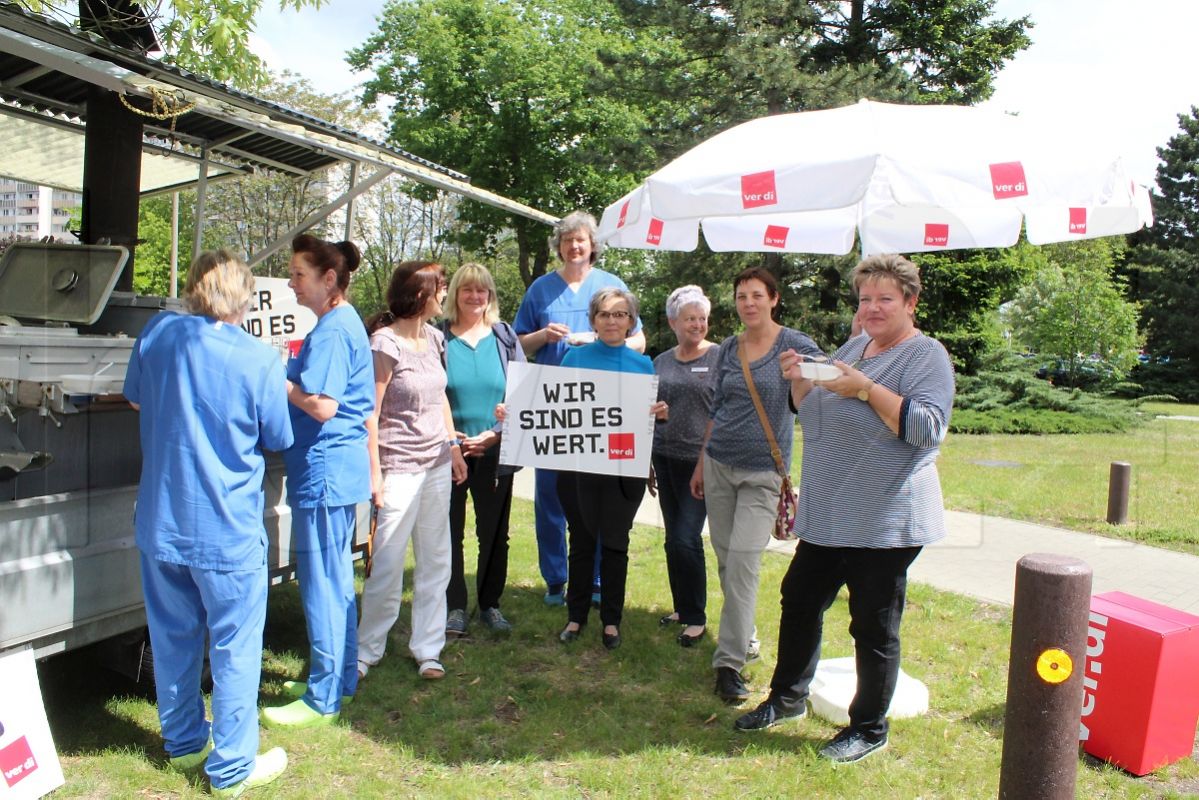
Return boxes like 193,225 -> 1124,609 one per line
617,200 -> 630,229
741,170 -> 778,209
1069,207 -> 1088,234
287,339 -> 304,359
0,736 -> 37,788
989,161 -> 1029,199
763,225 -> 789,249
924,223 -> 949,247
607,432 -> 635,460
645,218 -> 664,246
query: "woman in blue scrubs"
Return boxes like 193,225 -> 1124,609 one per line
261,234 -> 373,728
125,250 -> 292,797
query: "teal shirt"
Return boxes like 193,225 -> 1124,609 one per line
446,331 -> 507,437
560,339 -> 654,375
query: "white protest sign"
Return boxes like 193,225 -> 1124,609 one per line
0,647 -> 64,799
241,277 -> 317,360
499,362 -> 658,478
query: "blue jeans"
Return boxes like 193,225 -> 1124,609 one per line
653,454 -> 708,626
141,554 -> 266,789
768,541 -> 922,739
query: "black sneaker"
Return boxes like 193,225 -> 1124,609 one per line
713,667 -> 749,703
734,699 -> 806,731
818,728 -> 888,763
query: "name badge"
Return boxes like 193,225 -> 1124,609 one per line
690,367 -> 709,373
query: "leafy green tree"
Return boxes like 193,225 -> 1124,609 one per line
348,0 -> 680,287
1010,239 -> 1141,389
16,0 -> 325,87
1127,106 -> 1199,371
134,194 -> 194,296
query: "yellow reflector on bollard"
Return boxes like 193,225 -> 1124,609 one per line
1036,648 -> 1073,684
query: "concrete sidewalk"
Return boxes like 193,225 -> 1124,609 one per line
512,470 -> 1199,615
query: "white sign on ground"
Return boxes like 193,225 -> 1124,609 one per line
0,647 -> 64,799
499,362 -> 658,478
241,277 -> 317,360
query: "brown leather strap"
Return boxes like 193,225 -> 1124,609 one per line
737,335 -> 786,477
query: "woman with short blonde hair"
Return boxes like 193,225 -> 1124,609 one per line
183,249 -> 255,320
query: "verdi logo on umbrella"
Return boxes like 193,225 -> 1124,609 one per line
598,99 -> 1153,256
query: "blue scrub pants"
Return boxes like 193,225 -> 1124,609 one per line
140,553 -> 266,790
533,469 -> 568,592
293,504 -> 358,713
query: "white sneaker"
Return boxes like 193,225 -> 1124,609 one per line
209,747 -> 287,798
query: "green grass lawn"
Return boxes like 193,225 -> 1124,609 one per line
936,403 -> 1199,554
37,500 -> 1199,799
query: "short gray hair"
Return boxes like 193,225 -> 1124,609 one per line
589,286 -> 639,329
665,285 -> 711,320
852,253 -> 922,299
549,210 -> 605,264
184,249 -> 254,320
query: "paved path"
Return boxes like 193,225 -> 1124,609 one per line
512,471 -> 1199,615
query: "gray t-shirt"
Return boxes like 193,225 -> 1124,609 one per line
371,325 -> 452,474
652,344 -> 720,462
794,333 -> 955,548
705,328 -> 824,473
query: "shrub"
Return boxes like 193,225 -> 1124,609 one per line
952,353 -> 1149,434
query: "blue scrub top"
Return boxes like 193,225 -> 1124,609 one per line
124,312 -> 294,571
513,268 -> 642,366
282,304 -> 373,508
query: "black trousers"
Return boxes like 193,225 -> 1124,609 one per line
557,471 -> 646,628
652,454 -> 708,626
769,540 -> 922,739
446,446 -> 514,611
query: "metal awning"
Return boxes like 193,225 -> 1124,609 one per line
0,3 -> 557,223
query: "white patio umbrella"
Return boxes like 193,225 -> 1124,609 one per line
598,99 -> 1153,256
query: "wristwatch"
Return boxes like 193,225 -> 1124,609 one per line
857,379 -> 875,402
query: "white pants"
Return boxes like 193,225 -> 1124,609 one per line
357,462 -> 452,665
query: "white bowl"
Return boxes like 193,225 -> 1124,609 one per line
566,331 -> 596,345
796,361 -> 842,381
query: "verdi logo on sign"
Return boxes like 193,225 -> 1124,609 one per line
646,218 -> 664,246
989,161 -> 1029,199
763,225 -> 789,249
1069,207 -> 1088,234
740,170 -> 778,209
924,223 -> 949,247
0,735 -> 37,788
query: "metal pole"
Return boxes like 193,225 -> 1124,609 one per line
998,553 -> 1092,800
192,147 -> 209,263
343,162 -> 358,242
1106,462 -> 1131,525
169,191 -> 179,298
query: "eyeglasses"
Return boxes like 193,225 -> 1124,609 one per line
595,310 -> 632,320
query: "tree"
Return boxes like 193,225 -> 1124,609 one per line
16,0 -> 324,87
1127,106 -> 1199,370
1010,239 -> 1141,389
348,0 -> 681,287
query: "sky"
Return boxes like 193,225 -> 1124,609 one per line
251,0 -> 1199,188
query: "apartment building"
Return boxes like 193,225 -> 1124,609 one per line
0,178 -> 81,240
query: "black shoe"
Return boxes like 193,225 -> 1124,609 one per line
677,627 -> 706,648
659,613 -> 682,627
734,699 -> 806,731
559,624 -> 584,643
713,667 -> 749,703
818,728 -> 888,763
602,629 -> 622,650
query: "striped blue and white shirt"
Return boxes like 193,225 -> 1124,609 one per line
793,333 -> 955,549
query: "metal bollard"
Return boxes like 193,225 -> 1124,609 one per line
1106,461 -> 1131,525
998,553 -> 1093,800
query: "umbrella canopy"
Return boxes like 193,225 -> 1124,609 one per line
599,99 -> 1153,256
